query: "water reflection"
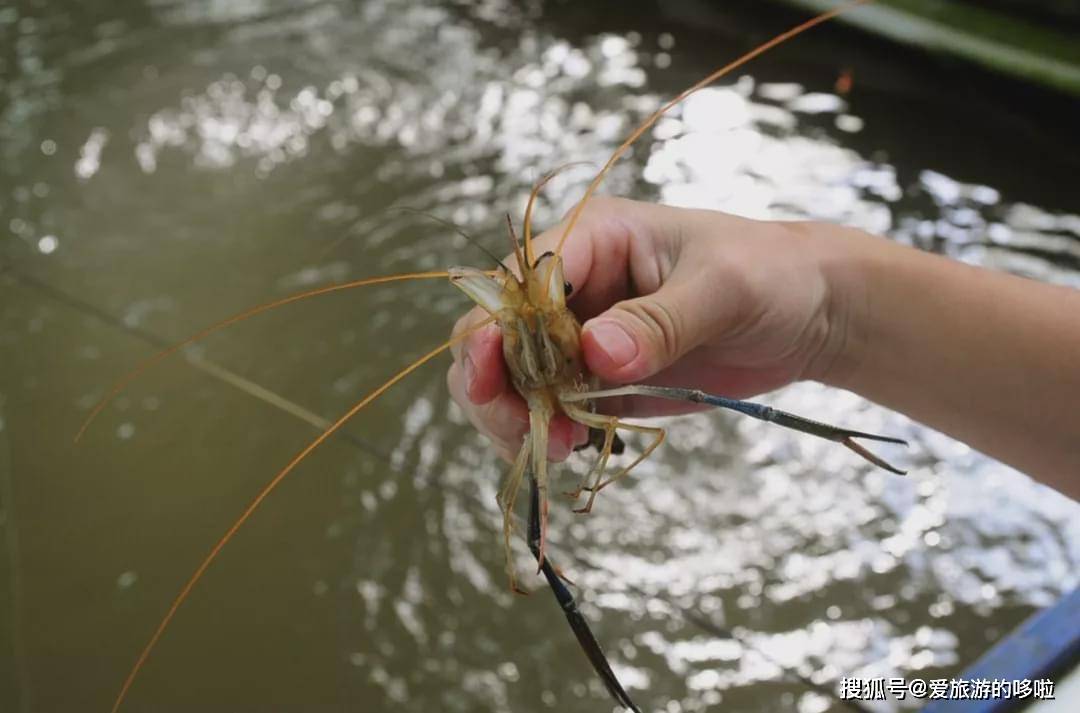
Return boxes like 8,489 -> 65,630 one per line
1,1 -> 1078,712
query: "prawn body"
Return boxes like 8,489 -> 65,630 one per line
452,254 -> 584,400
452,254 -> 655,712
451,254 -> 608,584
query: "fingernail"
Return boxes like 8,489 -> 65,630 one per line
586,319 -> 637,367
463,353 -> 477,396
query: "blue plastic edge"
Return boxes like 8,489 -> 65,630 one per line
921,585 -> 1080,712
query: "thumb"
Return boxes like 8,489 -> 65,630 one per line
581,275 -> 720,384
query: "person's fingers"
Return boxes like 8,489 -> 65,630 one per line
522,196 -> 656,317
450,306 -> 491,362
447,361 -> 528,452
549,415 -> 589,462
464,323 -> 506,404
447,361 -> 585,463
451,195 -> 707,455
450,307 -> 508,405
581,261 -> 736,384
490,415 -> 585,463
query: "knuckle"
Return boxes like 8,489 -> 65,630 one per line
620,297 -> 683,365
560,194 -> 620,225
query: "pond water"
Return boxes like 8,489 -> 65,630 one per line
1,1 -> 1078,712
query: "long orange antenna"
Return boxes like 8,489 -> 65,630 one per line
75,270 -> 466,442
108,315 -> 495,713
505,213 -> 527,278
521,192 -> 536,272
522,161 -> 593,269
552,0 -> 870,261
523,169 -> 559,269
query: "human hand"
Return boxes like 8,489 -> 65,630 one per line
447,196 -> 865,461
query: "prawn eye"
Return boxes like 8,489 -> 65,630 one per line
563,281 -> 573,297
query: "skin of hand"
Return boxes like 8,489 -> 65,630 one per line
450,195 -> 1080,499
446,196 -> 860,463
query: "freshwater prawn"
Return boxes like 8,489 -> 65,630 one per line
79,2 -> 903,711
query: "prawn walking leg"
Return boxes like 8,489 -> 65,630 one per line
527,405 -> 553,570
563,416 -> 617,500
588,422 -> 665,501
560,402 -> 666,513
497,435 -> 532,594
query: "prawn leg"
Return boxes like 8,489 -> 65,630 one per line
528,404 -> 553,570
563,418 -> 616,500
561,402 -> 666,514
568,385 -> 908,475
498,435 -> 533,594
526,472 -> 643,713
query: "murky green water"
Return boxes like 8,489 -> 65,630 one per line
1,1 -> 1078,712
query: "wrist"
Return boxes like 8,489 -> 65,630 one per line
800,222 -> 889,390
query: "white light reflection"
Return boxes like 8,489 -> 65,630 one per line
74,127 -> 109,180
641,84 -> 896,232
37,234 -> 58,254
893,171 -> 1080,287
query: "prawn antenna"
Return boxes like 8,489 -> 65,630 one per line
552,0 -> 871,263
505,213 -> 527,277
391,207 -> 508,270
74,270 -> 488,443
522,161 -> 593,268
107,315 -> 497,713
